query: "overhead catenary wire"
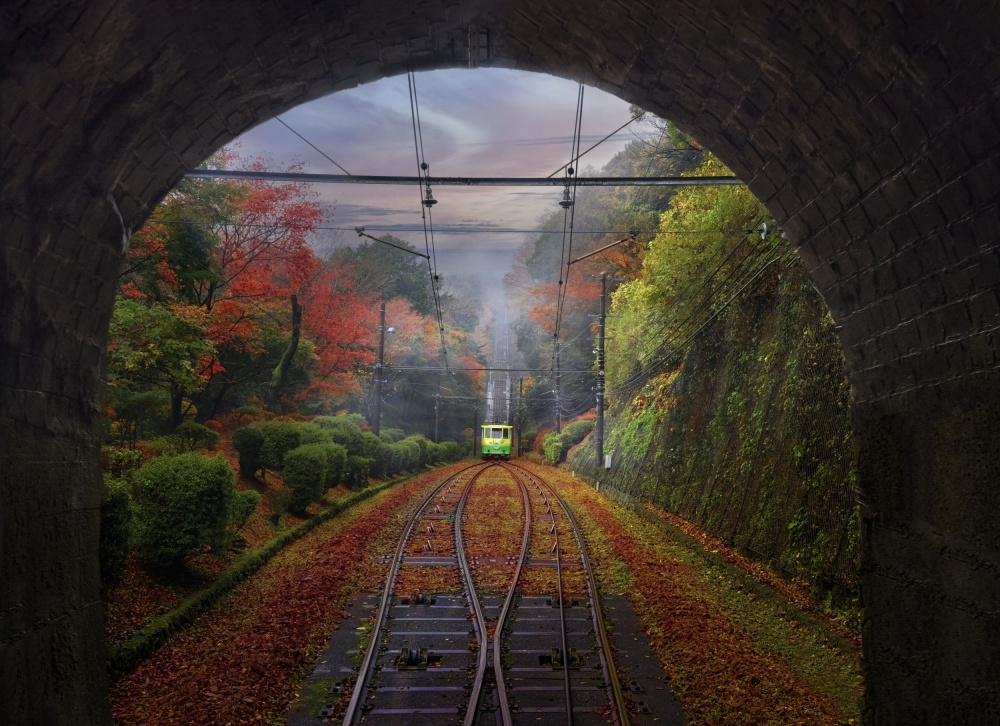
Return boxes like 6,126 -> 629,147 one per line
545,112 -> 643,179
274,116 -> 352,175
407,70 -> 450,375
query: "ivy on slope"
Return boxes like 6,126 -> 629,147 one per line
569,158 -> 859,616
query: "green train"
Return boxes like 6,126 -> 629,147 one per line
481,424 -> 513,459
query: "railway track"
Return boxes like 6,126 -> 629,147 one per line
341,461 -> 628,726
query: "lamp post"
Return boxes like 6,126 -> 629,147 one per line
372,302 -> 395,435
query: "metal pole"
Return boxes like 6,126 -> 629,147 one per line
508,377 -> 514,426
473,407 -> 478,458
186,169 -> 745,188
597,273 -> 606,470
373,301 -> 386,436
434,374 -> 440,443
556,348 -> 562,434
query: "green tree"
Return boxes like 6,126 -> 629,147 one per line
106,298 -> 216,428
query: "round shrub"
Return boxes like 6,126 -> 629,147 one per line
440,440 -> 459,461
298,423 -> 332,445
359,432 -> 383,460
406,435 -> 429,466
379,428 -> 405,444
374,442 -> 396,477
321,442 -> 348,488
543,434 -> 564,465
399,439 -> 421,470
425,441 -> 442,465
132,453 -> 236,567
315,416 -> 364,456
231,426 -> 265,476
175,420 -> 220,452
101,446 -> 144,478
282,444 -> 328,514
345,455 -> 370,490
258,421 -> 302,472
229,489 -> 261,531
100,475 -> 134,588
560,419 -> 595,448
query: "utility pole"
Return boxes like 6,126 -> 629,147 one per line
473,407 -> 478,457
434,373 -> 440,443
596,272 -> 606,470
373,301 -> 386,435
518,377 -> 524,456
508,377 -> 514,426
555,346 -> 562,433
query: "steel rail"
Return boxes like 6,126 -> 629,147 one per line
185,169 -> 744,187
454,469 -> 492,726
490,464 -> 535,726
507,462 -> 631,726
342,461 -> 490,725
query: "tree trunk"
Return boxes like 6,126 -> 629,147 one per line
269,294 -> 302,406
170,381 -> 184,429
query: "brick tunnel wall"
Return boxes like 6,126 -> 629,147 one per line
3,1 -> 1000,723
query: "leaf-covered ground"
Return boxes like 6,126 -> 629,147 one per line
463,466 -> 524,594
109,462 -> 471,725
515,459 -> 862,725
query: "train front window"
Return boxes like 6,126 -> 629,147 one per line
491,427 -> 504,438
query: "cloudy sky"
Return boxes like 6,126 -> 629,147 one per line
228,68 -> 640,304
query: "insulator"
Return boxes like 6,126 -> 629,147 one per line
558,187 -> 573,209
422,186 -> 438,207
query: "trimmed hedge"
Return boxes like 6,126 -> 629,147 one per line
132,453 -> 236,567
345,454 -> 370,489
100,475 -> 134,588
257,421 -> 302,473
283,444 -> 328,514
107,473 -> 410,679
231,426 -> 265,476
321,442 -> 348,489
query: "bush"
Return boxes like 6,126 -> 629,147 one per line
231,426 -> 265,476
132,453 -> 236,567
407,435 -> 429,467
359,432 -> 383,460
379,428 -> 406,444
425,441 -> 442,465
283,444 -> 329,514
258,421 -> 302,472
175,420 -> 220,452
543,434 -> 564,465
101,447 -> 144,478
560,419 -> 595,448
230,489 -> 261,530
321,443 -> 348,488
375,443 -> 397,477
146,435 -> 182,456
440,440 -> 459,461
315,416 -> 365,456
100,475 -> 134,588
345,455 -> 370,489
298,423 -> 332,445
398,439 -> 421,470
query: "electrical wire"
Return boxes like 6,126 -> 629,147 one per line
407,70 -> 451,374
275,117 -> 352,175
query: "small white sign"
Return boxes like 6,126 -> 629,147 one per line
604,454 -> 612,469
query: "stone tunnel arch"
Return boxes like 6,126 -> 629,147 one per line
4,2 -> 1000,723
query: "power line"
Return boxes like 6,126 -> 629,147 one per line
407,69 -> 451,376
274,117 -> 352,175
546,113 -> 643,178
